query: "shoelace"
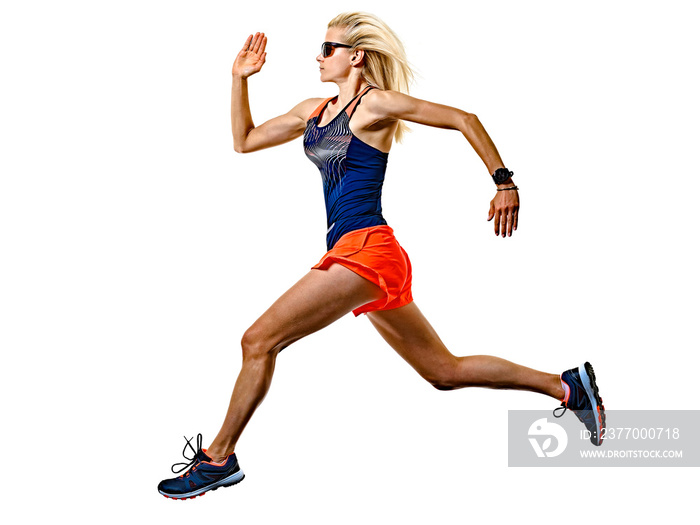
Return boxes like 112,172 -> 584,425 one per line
553,403 -> 567,418
171,433 -> 203,474
554,403 -> 593,423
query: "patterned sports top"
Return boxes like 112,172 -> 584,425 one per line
303,86 -> 389,249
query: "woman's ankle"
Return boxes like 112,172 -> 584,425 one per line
205,443 -> 234,463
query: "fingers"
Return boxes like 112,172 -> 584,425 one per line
504,207 -> 519,237
240,33 -> 266,55
506,210 -> 514,237
498,208 -> 518,237
250,32 -> 266,55
242,34 -> 253,51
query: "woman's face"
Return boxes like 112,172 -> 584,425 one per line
317,26 -> 353,82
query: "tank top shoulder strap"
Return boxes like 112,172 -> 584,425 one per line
346,85 -> 375,120
307,96 -> 337,121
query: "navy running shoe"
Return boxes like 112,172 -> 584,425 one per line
158,434 -> 245,500
554,362 -> 606,446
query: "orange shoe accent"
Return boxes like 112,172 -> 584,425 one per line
560,375 -> 571,403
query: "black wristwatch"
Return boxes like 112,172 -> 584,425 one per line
491,168 -> 513,185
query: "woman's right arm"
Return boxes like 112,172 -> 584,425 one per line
231,33 -> 316,153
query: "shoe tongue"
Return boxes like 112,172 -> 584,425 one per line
194,450 -> 211,461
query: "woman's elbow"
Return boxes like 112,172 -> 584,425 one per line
233,141 -> 250,154
458,111 -> 479,132
462,111 -> 478,123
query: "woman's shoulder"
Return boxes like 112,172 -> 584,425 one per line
364,87 -> 409,106
291,97 -> 334,121
361,88 -> 406,118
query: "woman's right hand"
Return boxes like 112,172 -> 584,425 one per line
232,33 -> 267,78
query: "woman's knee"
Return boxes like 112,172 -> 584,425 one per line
240,324 -> 277,361
423,357 -> 462,391
426,374 -> 458,391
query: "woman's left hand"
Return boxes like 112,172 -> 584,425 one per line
488,189 -> 519,237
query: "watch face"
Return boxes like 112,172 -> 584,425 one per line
494,168 -> 512,183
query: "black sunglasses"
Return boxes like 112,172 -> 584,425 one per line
321,41 -> 352,58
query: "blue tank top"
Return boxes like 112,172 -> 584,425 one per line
303,86 -> 389,249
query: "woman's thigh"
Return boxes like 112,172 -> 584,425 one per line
245,263 -> 385,354
367,302 -> 457,383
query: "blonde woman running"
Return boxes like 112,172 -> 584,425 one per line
157,12 -> 605,500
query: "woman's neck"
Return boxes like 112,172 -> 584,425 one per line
334,75 -> 369,107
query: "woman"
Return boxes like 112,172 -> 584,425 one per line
157,12 -> 605,500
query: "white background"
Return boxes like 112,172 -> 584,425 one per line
1,0 -> 698,523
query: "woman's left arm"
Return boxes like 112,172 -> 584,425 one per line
367,90 -> 519,237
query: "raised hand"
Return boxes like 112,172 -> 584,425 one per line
232,33 -> 267,78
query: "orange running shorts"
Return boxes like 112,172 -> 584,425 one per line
312,225 -> 413,316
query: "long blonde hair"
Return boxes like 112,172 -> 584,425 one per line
328,12 -> 414,142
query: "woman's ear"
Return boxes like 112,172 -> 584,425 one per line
351,49 -> 365,67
